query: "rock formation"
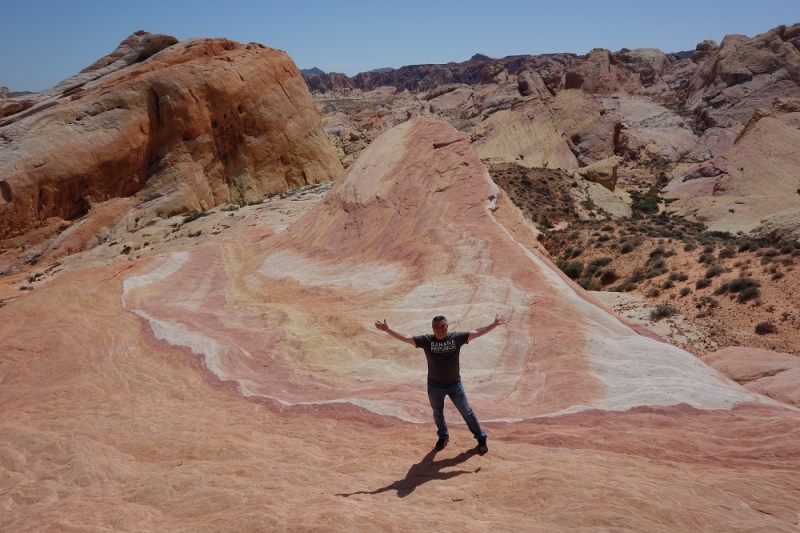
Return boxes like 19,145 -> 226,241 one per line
2,117 -> 799,531
0,32 -> 343,267
684,23 -> 800,128
664,96 -> 800,234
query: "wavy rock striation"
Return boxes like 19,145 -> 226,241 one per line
3,117 -> 799,530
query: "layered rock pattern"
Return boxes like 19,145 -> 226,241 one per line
3,118 -> 799,530
0,33 -> 343,247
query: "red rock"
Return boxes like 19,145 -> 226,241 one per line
565,49 -> 641,95
0,34 -> 343,249
703,347 -> 800,407
1,117 -> 799,530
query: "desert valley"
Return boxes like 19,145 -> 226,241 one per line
2,24 -> 800,531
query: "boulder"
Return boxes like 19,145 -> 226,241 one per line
703,347 -> 800,408
572,156 -> 623,191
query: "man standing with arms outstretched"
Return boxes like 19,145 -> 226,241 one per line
374,314 -> 507,453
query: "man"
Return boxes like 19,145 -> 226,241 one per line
374,314 -> 507,453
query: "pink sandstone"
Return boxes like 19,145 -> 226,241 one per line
1,118 -> 799,531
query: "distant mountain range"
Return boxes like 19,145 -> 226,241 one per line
300,67 -> 395,76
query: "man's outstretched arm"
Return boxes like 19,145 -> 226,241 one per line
468,315 -> 507,342
375,319 -> 416,346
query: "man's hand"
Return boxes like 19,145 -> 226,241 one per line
374,319 -> 415,345
468,314 -> 508,341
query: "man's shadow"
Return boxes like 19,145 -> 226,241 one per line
337,447 -> 481,498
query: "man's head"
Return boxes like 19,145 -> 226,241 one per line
431,316 -> 448,339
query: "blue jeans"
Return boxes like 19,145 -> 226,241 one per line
427,380 -> 486,441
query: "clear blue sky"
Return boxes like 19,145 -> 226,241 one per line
2,0 -> 799,92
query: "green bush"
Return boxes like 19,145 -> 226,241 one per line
580,278 -> 602,291
561,261 -> 584,279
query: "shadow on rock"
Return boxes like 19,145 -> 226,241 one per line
337,447 -> 481,498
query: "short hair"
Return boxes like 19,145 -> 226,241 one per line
431,315 -> 448,325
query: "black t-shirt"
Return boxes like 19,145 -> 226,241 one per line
412,331 -> 470,386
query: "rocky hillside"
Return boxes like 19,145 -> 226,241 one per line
304,23 -> 800,361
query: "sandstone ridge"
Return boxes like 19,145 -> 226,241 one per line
0,31 -> 343,270
3,118 -> 799,530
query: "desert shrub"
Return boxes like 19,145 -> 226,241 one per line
737,240 -> 756,252
698,253 -> 716,264
620,242 -> 635,254
669,272 -> 688,282
695,278 -> 712,289
597,235 -> 611,242
183,210 -> 209,224
737,286 -> 761,303
793,249 -> 800,257
772,271 -> 784,280
629,268 -> 645,283
601,225 -> 614,232
220,204 -> 240,212
703,245 -> 715,253
764,248 -> 779,257
755,322 -> 777,335
646,267 -> 668,279
679,287 -> 692,297
590,257 -> 613,268
781,257 -> 794,266
650,304 -> 678,321
683,241 -> 697,252
760,256 -> 773,265
718,247 -> 736,259
580,278 -> 602,291
663,249 -> 676,258
649,247 -> 666,258
646,288 -> 661,298
661,279 -> 675,289
780,245 -> 794,254
727,277 -> 761,292
570,248 -> 584,259
699,295 -> 719,307
599,268 -> 618,285
705,265 -> 725,278
561,261 -> 584,279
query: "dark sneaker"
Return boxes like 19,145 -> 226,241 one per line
477,438 -> 488,454
435,436 -> 449,451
